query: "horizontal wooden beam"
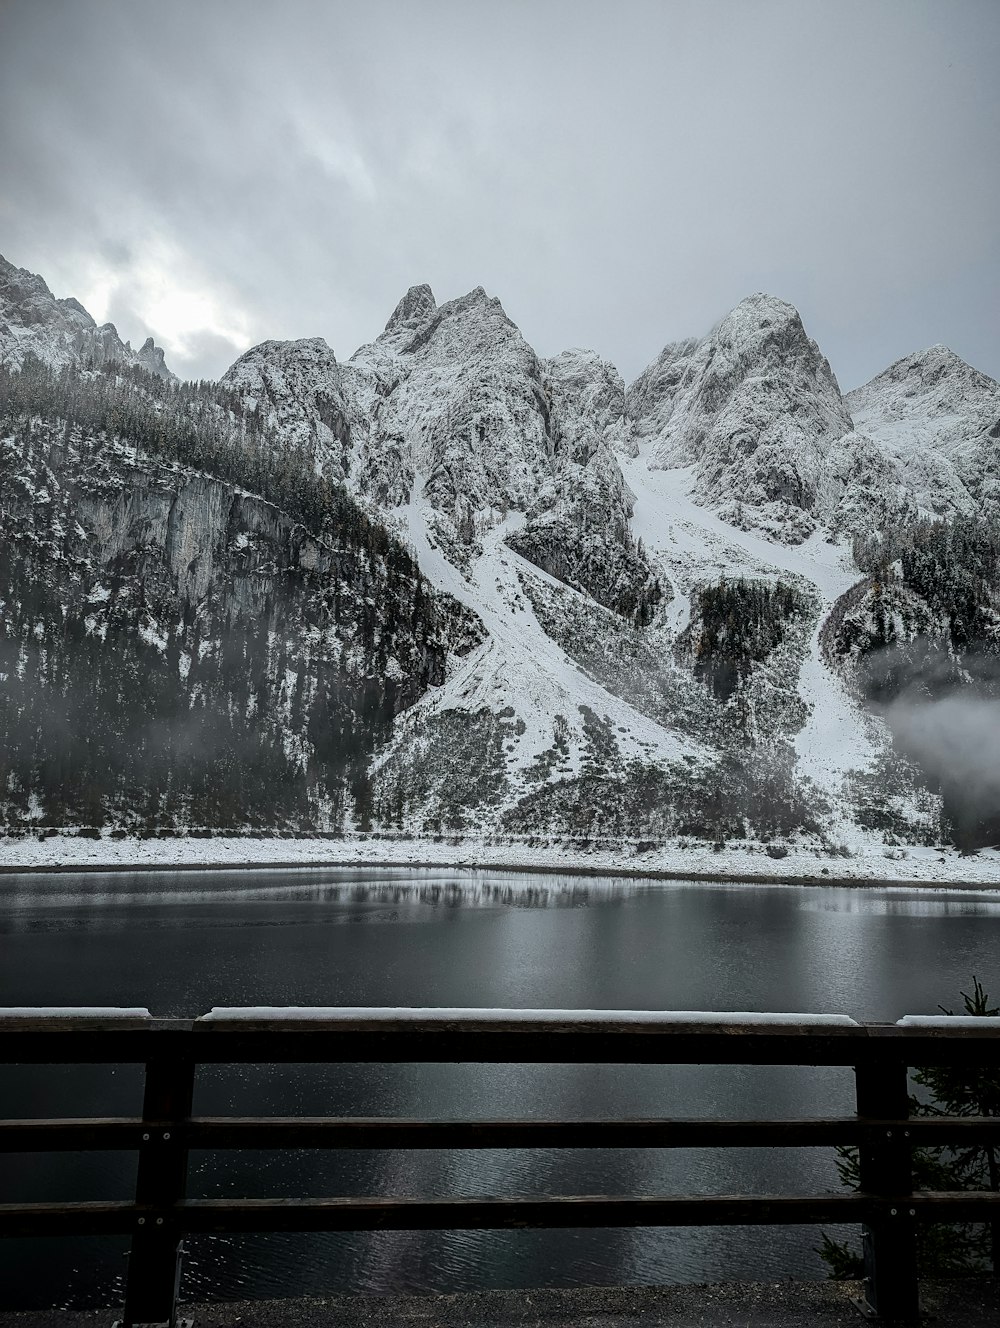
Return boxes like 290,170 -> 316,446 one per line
1,1014 -> 998,1066
2,1191 -> 998,1239
2,1114 -> 999,1153
184,1116 -> 862,1150
0,1117 -> 148,1151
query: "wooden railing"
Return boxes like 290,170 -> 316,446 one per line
1,1007 -> 999,1325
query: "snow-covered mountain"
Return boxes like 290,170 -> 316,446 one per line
846,344 -> 1000,524
628,293 -> 854,542
0,254 -> 175,381
2,253 -> 998,849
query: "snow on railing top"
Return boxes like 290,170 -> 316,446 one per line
198,1007 -> 861,1025
0,1007 -> 152,1019
896,1015 -> 1000,1028
3,1008 -> 997,1031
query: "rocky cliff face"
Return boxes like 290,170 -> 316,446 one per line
221,335 -> 353,479
0,367 -> 461,829
628,297 -> 998,546
220,283 -> 659,618
0,253 -> 175,381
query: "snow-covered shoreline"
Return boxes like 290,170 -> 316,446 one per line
1,834 -> 999,891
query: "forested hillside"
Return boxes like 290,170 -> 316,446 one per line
0,357 -> 472,830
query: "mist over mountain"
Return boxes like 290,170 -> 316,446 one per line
2,252 -> 998,850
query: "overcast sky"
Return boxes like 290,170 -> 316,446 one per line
1,0 -> 997,389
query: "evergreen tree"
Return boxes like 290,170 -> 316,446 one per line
821,978 -> 1000,1279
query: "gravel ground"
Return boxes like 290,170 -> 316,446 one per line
1,1281 -> 998,1328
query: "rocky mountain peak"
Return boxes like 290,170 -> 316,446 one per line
136,336 -> 176,382
0,251 -> 176,381
629,293 -> 852,541
384,283 -> 437,332
846,343 -> 1000,479
1,256 -> 66,329
55,296 -> 96,326
626,336 -> 702,440
710,293 -> 842,389
848,344 -> 999,413
221,335 -> 352,478
835,353 -> 1000,535
448,285 -> 506,317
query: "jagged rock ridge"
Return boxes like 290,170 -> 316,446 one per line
0,253 -> 175,381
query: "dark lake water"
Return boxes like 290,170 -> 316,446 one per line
1,866 -> 998,1310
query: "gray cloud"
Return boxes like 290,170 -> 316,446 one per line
1,0 -> 998,386
866,644 -> 1000,849
887,693 -> 1000,794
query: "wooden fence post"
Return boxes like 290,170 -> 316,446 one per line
121,1056 -> 195,1328
856,1060 -> 919,1321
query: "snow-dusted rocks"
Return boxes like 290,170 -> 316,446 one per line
628,302 -> 1000,546
509,348 -> 660,619
221,336 -> 353,478
626,336 -> 701,445
384,283 -> 437,331
0,253 -> 175,380
136,336 -> 172,380
348,285 -> 555,525
629,294 -> 853,542
847,344 -> 1000,459
223,287 -> 662,617
845,344 -> 1000,524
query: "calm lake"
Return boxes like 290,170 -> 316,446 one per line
1,866 -> 998,1310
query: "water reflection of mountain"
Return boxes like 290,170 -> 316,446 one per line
0,870 -> 656,935
797,889 -> 1000,917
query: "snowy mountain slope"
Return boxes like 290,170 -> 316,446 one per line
369,493 -> 822,845
219,285 -> 661,616
194,284 -> 1000,842
0,253 -> 175,381
619,456 -> 880,811
368,488 -> 698,827
847,344 -> 1000,459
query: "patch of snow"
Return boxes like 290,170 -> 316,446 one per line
1,834 -> 998,889
138,621 -> 168,652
